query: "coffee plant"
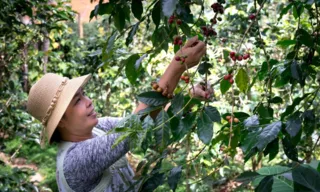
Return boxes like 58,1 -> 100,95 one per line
92,0 -> 320,191
1,0 -> 320,191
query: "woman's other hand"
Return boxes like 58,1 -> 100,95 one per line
190,82 -> 214,101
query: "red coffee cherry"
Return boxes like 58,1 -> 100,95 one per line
243,53 -> 250,60
249,14 -> 256,20
210,18 -> 217,24
229,79 -> 234,84
175,56 -> 181,61
229,51 -> 236,57
237,55 -> 243,61
176,19 -> 182,25
224,74 -> 231,80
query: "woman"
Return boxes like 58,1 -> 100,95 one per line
27,36 -> 208,192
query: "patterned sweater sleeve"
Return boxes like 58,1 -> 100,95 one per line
63,117 -> 129,192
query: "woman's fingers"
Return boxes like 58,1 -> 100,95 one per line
191,84 -> 212,100
193,41 -> 206,52
184,36 -> 199,47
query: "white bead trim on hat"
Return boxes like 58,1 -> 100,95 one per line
41,77 -> 68,126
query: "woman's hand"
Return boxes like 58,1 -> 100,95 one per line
173,36 -> 206,72
190,82 -> 214,101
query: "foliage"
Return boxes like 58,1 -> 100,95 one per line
1,0 -> 320,191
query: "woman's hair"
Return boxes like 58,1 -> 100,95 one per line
50,128 -> 61,144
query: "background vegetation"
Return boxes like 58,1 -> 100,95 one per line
0,0 -> 320,191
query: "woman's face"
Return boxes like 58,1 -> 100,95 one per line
59,87 -> 98,136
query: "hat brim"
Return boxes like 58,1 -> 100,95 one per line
44,74 -> 91,144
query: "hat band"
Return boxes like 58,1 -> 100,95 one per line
41,77 -> 68,126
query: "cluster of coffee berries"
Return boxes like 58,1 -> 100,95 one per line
201,26 -> 217,37
229,51 -> 250,62
173,35 -> 183,45
180,74 -> 190,83
211,2 -> 224,14
224,73 -> 234,84
151,82 -> 174,99
168,15 -> 182,25
175,55 -> 187,64
226,115 -> 239,123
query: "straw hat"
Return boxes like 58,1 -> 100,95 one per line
27,73 -> 91,146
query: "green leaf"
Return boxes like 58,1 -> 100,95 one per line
137,106 -> 162,116
142,115 -> 154,130
256,121 -> 282,150
263,138 -> 279,161
106,31 -> 117,53
282,137 -> 298,161
292,3 -> 304,19
98,3 -> 114,15
256,104 -> 273,124
172,112 -> 196,140
204,106 -> 221,123
155,110 -> 171,151
290,60 -> 303,83
112,132 -> 132,149
141,115 -> 154,153
269,96 -> 283,104
244,147 -> 259,162
168,166 -> 182,192
236,171 -> 260,182
220,79 -> 232,94
131,0 -> 143,20
125,54 -> 141,84
255,176 -> 273,192
126,22 -> 140,46
171,93 -> 184,117
243,115 -> 259,128
257,166 -> 291,176
258,59 -> 279,81
240,129 -> 261,154
278,3 -> 293,21
180,22 -> 191,37
303,110 -> 316,136
281,93 -> 310,120
292,165 -> 320,191
277,39 -> 296,48
152,2 -> 161,28
285,113 -> 302,138
235,68 -> 249,93
137,91 -> 169,106
296,28 -> 313,48
151,27 -> 169,52
197,111 -> 213,145
317,162 -> 320,173
114,8 -> 125,31
198,62 -> 212,75
272,176 -> 294,192
141,172 -> 164,191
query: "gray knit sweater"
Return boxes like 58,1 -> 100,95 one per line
56,117 -> 137,192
